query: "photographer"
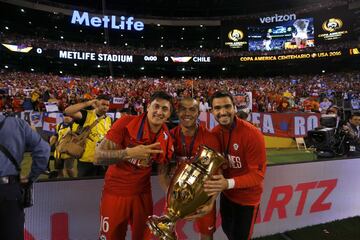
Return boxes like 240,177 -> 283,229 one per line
342,112 -> 360,156
0,115 -> 50,240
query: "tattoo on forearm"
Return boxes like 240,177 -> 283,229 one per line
95,139 -> 129,166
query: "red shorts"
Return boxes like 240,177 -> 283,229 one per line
195,204 -> 216,236
99,191 -> 153,240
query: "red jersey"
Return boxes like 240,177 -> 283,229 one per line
170,125 -> 221,162
104,114 -> 173,196
212,117 -> 266,206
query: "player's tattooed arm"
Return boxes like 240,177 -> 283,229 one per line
94,139 -> 164,166
94,138 -> 129,166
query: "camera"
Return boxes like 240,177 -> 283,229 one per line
307,114 -> 348,158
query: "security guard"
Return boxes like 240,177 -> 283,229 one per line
0,115 -> 50,240
64,95 -> 112,177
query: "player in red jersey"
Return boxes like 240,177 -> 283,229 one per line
167,97 -> 221,240
204,91 -> 266,240
94,91 -> 174,240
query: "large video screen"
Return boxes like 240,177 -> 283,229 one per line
248,18 -> 315,52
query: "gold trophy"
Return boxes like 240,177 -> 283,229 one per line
147,145 -> 226,240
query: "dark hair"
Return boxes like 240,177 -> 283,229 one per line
97,94 -> 111,101
350,112 -> 360,119
149,91 -> 174,111
209,91 -> 234,107
236,110 -> 249,120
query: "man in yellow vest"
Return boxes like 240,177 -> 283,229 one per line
50,114 -> 77,178
64,95 -> 112,177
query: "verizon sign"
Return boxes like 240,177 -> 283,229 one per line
259,13 -> 296,24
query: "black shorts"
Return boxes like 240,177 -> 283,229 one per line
220,193 -> 259,240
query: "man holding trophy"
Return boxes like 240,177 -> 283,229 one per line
205,91 -> 267,240
169,97 -> 221,240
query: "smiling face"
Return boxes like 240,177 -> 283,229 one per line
211,96 -> 236,128
147,98 -> 172,129
178,98 -> 199,129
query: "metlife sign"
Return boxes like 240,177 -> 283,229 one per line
70,10 -> 144,31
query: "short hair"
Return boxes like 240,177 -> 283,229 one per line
209,91 -> 234,107
149,91 -> 174,111
350,112 -> 360,119
179,97 -> 199,109
97,94 -> 111,101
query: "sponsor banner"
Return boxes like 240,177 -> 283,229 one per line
314,7 -> 353,42
24,158 -> 360,239
250,112 -> 320,137
239,50 -> 344,62
199,112 -> 320,137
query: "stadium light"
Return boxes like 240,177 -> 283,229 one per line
201,37 -> 205,40
160,44 -> 163,48
217,36 -> 220,39
161,76 -> 163,79
182,27 -> 185,31
161,36 -> 164,39
181,37 -> 184,40
59,70 -> 63,74
200,25 -> 203,28
74,63 -> 77,66
181,76 -> 184,79
97,65 -> 101,68
30,68 -> 34,71
140,66 -> 145,70
21,9 -> 25,13
222,67 -> 227,71
200,45 -> 203,48
101,32 -> 103,35
79,29 -> 82,32
28,21 -> 32,25
60,36 -> 64,39
322,70 -> 326,73
54,26 -> 58,29
5,26 -> 9,30
199,76 -> 202,79
141,36 -> 144,39
104,41 -> 107,44
157,24 -> 161,27
182,67 -> 185,71
125,43 -> 128,46
5,65 -> 8,69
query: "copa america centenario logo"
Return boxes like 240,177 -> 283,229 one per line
322,18 -> 343,32
228,29 -> 244,42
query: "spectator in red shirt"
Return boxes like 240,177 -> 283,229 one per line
204,91 -> 266,240
94,91 -> 174,240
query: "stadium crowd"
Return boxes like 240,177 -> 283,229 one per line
1,71 -> 359,114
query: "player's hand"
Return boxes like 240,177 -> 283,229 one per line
87,99 -> 99,108
126,142 -> 163,166
184,202 -> 214,221
204,174 -> 228,196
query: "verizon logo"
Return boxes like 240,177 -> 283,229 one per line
259,13 -> 296,24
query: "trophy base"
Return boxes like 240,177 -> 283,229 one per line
147,215 -> 176,240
